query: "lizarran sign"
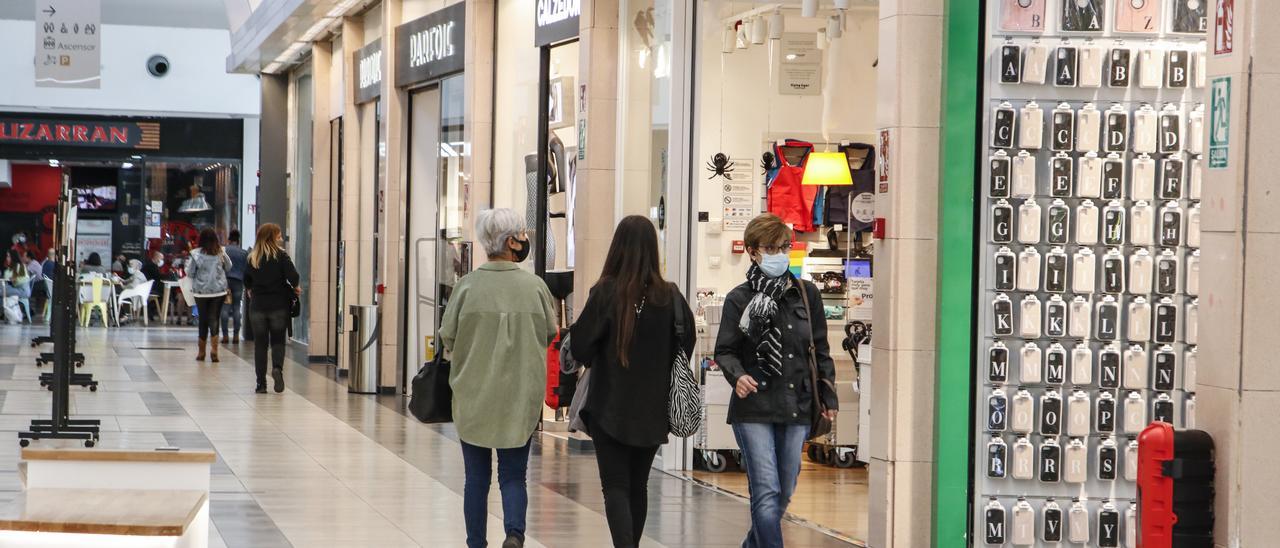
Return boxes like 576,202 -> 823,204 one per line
534,0 -> 579,47
395,2 -> 465,87
354,39 -> 383,104
0,117 -> 159,149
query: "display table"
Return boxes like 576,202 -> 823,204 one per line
158,281 -> 180,325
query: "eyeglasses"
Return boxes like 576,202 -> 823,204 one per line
758,243 -> 793,254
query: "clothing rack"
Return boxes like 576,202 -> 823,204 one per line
19,183 -> 100,448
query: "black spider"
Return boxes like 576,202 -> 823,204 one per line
761,151 -> 777,175
707,153 -> 735,180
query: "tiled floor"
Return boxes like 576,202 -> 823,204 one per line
0,325 -> 862,547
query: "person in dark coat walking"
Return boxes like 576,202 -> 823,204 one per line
243,223 -> 300,394
571,216 -> 695,548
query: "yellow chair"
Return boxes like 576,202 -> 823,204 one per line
80,277 -> 111,327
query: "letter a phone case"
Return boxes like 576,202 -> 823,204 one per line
1115,0 -> 1161,33
1001,0 -> 1047,32
1062,0 -> 1105,32
1000,44 -> 1023,83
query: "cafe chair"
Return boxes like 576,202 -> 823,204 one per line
80,277 -> 112,328
116,280 -> 154,326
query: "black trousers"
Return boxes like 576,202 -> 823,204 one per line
249,308 -> 289,385
591,424 -> 660,548
194,297 -> 224,340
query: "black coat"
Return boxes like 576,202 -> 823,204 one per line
714,278 -> 838,425
243,253 -> 299,313
571,281 -> 696,447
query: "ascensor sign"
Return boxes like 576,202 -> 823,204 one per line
0,118 -> 159,149
534,0 -> 579,46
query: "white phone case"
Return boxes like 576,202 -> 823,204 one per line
1076,200 -> 1100,245
1018,200 -> 1042,244
1130,249 -> 1154,294
1018,247 -> 1042,292
1078,45 -> 1104,87
1071,345 -> 1093,385
1127,298 -> 1152,343
1013,437 -> 1035,480
1011,389 -> 1035,434
1069,296 -> 1093,337
1187,298 -> 1199,345
1063,438 -> 1088,483
1126,503 -> 1139,548
1067,390 -> 1091,437
1184,346 -> 1198,391
1020,102 -> 1045,149
1078,153 -> 1103,198
1190,155 -> 1203,200
1068,501 -> 1090,543
1188,203 -> 1201,248
1011,499 -> 1036,546
1188,104 -> 1205,154
1132,154 -> 1157,201
1024,42 -> 1051,85
1020,294 -> 1043,339
1021,342 -> 1043,384
1012,151 -> 1037,198
1077,103 -> 1102,152
1133,104 -> 1159,153
1125,438 -> 1140,480
1124,391 -> 1147,434
1195,50 -> 1207,88
1187,250 -> 1200,296
1072,248 -> 1097,294
1186,394 -> 1198,428
1124,344 -> 1149,389
1130,201 -> 1155,246
1139,48 -> 1164,88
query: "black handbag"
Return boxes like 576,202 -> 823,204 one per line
798,282 -> 835,440
283,279 -> 301,318
408,355 -> 453,423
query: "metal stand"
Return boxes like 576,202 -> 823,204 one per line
19,187 -> 99,447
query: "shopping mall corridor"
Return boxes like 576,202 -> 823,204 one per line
0,325 -> 856,548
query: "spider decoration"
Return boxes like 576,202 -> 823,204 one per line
706,153 -> 735,180
760,151 -> 778,176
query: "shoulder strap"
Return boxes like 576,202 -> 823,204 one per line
797,280 -> 828,413
671,283 -> 687,339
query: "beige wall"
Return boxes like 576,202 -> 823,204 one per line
867,0 -> 943,546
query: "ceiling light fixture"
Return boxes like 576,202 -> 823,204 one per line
768,9 -> 784,40
750,17 -> 767,45
801,0 -> 818,18
722,25 -> 736,53
826,15 -> 843,39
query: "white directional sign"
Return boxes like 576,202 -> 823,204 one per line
34,0 -> 102,88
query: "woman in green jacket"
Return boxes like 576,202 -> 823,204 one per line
438,208 -> 558,548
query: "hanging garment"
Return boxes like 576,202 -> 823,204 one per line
829,142 -> 876,231
766,140 -> 817,232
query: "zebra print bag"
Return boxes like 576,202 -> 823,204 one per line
668,296 -> 702,438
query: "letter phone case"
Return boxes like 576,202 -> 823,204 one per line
1019,200 -> 1042,244
1102,153 -> 1125,199
1130,248 -> 1155,294
990,341 -> 1011,383
1076,200 -> 1100,245
984,498 -> 1007,545
1078,45 -> 1104,87
1128,297 -> 1153,343
1013,436 -> 1035,480
1018,247 -> 1042,292
1020,295 -> 1043,339
1124,344 -> 1150,389
1051,154 -> 1075,197
1064,438 -> 1089,483
993,103 -> 1017,148
1051,104 -> 1076,151
989,388 -> 1009,432
1167,49 -> 1191,88
1077,103 -> 1102,152
1190,155 -> 1203,200
1097,391 -> 1119,432
1045,343 -> 1068,385
990,151 -> 1012,198
1013,151 -> 1038,197
1021,342 -> 1043,384
1068,500 -> 1090,543
1103,201 -> 1127,246
992,199 -> 1014,244
1078,153 -> 1103,198
1012,389 -> 1035,434
1133,104 -> 1158,153
1072,249 -> 1097,294
1023,42 -> 1051,85
1139,48 -> 1164,88
1124,391 -> 1148,434
1115,0 -> 1162,33
1171,0 -> 1208,34
1044,247 -> 1069,293
994,294 -> 1015,336
1102,248 -> 1126,294
1067,390 -> 1091,436
1055,46 -> 1079,87
1132,154 -> 1157,201
1099,436 -> 1119,480
994,247 -> 1017,291
1187,249 -> 1201,296
1153,392 -> 1175,423
1153,345 -> 1178,390
1011,498 -> 1035,545
1156,250 -> 1179,296
1155,296 -> 1179,344
1098,500 -> 1121,547
1160,201 -> 1184,247
1040,437 -> 1062,482
1188,203 -> 1202,248
1070,296 -> 1093,337
1045,295 -> 1068,337
1185,346 -> 1199,391
1100,344 -> 1123,389
1071,344 -> 1094,384
1105,105 -> 1130,153
1047,199 -> 1071,245
1020,102 -> 1045,149
1160,104 -> 1184,153
988,435 -> 1008,478
1001,0 -> 1048,33
1061,0 -> 1105,32
1109,48 -> 1132,87
1131,200 -> 1156,246
1187,394 -> 1198,428
1187,298 -> 1200,345
1001,43 -> 1023,84
1043,499 -> 1064,542
1188,104 -> 1205,155
1096,295 -> 1121,341
1125,438 -> 1140,481
1126,502 -> 1139,547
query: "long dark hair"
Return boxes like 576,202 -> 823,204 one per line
594,216 -> 669,367
198,228 -> 222,256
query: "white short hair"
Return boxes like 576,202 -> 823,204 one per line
476,208 -> 525,257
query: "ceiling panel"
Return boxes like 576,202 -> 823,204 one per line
1,0 -> 229,30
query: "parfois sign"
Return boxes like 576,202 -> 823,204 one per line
394,2 -> 465,87
0,118 -> 159,149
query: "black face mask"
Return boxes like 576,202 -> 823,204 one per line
512,237 -> 531,263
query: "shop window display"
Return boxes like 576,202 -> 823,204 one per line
974,1 -> 1207,545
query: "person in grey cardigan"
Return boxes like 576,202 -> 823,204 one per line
188,228 -> 232,362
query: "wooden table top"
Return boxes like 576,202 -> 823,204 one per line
0,488 -> 207,536
22,448 -> 216,464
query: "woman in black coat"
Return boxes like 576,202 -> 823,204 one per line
571,216 -> 695,548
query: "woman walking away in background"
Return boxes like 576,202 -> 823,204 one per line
714,213 -> 838,548
188,228 -> 232,362
438,208 -> 557,548
571,216 -> 695,548
222,230 -> 249,343
244,224 -> 299,394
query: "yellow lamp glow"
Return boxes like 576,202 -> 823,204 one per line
800,151 -> 853,186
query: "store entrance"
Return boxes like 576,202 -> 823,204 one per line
679,2 -> 880,543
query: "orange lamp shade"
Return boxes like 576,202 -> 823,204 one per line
800,152 -> 853,186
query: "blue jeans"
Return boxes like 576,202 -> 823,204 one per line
221,278 -> 244,338
732,422 -> 808,548
461,438 -> 532,548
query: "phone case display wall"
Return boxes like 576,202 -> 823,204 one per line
974,1 -> 1205,545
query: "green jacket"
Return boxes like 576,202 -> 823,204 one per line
438,261 -> 558,448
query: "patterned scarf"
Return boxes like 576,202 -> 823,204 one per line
739,263 -> 791,378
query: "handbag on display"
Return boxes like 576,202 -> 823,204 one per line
668,291 -> 702,438
798,283 -> 835,440
408,349 -> 453,424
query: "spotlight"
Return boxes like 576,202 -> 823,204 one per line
750,17 -> 767,45
768,10 -> 784,40
801,0 -> 817,18
827,15 -> 843,39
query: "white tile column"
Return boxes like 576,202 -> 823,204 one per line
572,0 -> 621,306
308,42 -> 336,361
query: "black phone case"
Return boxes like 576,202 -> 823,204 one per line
1103,158 -> 1125,199
1160,158 -> 1185,200
985,507 -> 1007,544
1062,0 -> 1105,31
1097,302 -> 1120,341
1105,112 -> 1129,153
1153,397 -> 1175,424
988,441 -> 1007,478
1161,209 -> 1183,247
1046,301 -> 1067,337
1157,257 -> 1178,295
991,156 -> 1012,197
1172,0 -> 1208,33
1109,48 -> 1132,87
1154,302 -> 1178,343
1044,507 -> 1064,541
1052,111 -> 1076,151
990,346 -> 1010,383
1167,49 -> 1190,88
989,393 -> 1009,431
1047,205 -> 1071,245
1046,254 -> 1069,292
1160,113 -> 1183,153
1056,47 -> 1080,86
1154,351 -> 1177,391
1039,443 -> 1062,482
1001,44 -> 1023,83
1051,156 -> 1074,197
1099,508 -> 1120,547
994,298 -> 1014,336
1100,352 -> 1121,389
1099,446 -> 1118,479
1104,210 -> 1126,246
994,107 -> 1017,148
1046,351 -> 1067,385
1103,258 -> 1125,294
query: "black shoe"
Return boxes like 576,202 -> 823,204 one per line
255,385 -> 267,394
501,533 -> 524,548
272,368 -> 284,393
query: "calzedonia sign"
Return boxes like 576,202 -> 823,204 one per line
395,2 -> 465,87
354,39 -> 383,104
0,118 -> 159,149
534,0 -> 579,47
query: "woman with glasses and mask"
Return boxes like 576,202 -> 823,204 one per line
714,213 -> 838,548
438,208 -> 558,548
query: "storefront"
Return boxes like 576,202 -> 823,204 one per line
396,2 -> 469,392
0,113 -> 244,266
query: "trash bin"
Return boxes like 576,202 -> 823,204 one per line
348,304 -> 381,394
